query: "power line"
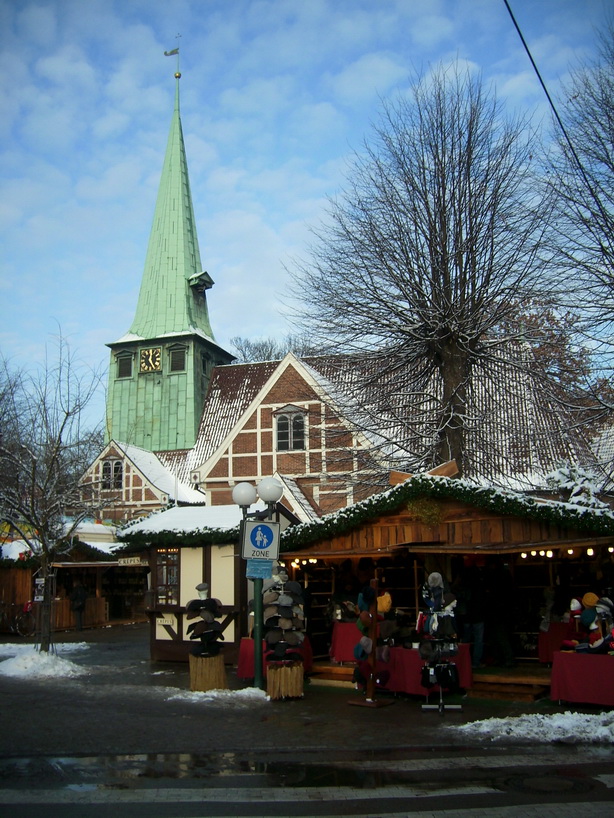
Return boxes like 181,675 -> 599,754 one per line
503,0 -> 611,230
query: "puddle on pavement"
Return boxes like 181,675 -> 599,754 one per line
0,749 -> 605,793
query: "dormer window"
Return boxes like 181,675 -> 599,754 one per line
275,405 -> 306,451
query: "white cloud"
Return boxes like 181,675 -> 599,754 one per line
327,53 -> 408,106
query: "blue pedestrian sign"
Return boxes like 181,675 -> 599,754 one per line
242,520 -> 280,561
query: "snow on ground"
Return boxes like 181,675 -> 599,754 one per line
1,643 -> 612,733
449,711 -> 614,744
0,643 -> 89,678
166,687 -> 269,705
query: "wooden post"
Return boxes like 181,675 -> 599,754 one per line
189,653 -> 228,692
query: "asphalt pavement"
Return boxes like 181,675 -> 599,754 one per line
0,623 -> 613,816
0,621 -> 572,756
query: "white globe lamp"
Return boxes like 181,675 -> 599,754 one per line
257,477 -> 283,504
232,482 -> 258,508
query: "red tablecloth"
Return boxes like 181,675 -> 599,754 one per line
538,622 -> 575,663
550,651 -> 614,706
384,643 -> 472,696
329,621 -> 361,663
236,636 -> 313,679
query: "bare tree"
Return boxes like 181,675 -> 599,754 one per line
0,337 -> 104,651
290,65 -> 560,477
230,334 -> 321,363
550,22 -> 614,405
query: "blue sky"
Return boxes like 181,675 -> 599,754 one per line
0,0 -> 611,427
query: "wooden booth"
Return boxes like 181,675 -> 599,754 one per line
279,470 -> 614,666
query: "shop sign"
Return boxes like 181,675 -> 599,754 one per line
118,556 -> 149,566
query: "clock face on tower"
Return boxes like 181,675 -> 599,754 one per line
139,347 -> 162,372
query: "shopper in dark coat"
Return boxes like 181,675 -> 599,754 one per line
69,581 -> 88,631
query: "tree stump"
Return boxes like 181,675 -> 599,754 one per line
266,661 -> 304,699
189,653 -> 228,692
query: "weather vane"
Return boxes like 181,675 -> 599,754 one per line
164,33 -> 181,77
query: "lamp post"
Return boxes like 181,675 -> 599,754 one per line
232,477 -> 284,689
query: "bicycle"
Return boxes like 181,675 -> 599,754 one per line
0,601 -> 37,637
16,602 -> 36,637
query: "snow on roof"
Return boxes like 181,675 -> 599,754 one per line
0,540 -> 34,560
120,500 -> 268,536
75,522 -> 117,547
277,475 -> 320,523
115,442 -> 205,504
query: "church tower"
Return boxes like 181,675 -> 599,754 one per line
105,70 -> 233,451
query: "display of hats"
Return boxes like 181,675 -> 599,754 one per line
379,619 -> 397,641
377,591 -> 392,614
263,606 -> 279,623
284,630 -> 302,646
359,610 -> 373,627
191,641 -> 221,657
258,572 -> 306,667
265,627 -> 283,644
185,586 -> 227,657
262,590 -> 279,605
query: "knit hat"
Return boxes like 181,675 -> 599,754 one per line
377,591 -> 392,614
427,572 -> 443,588
582,592 -> 599,608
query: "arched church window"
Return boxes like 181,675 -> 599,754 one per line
275,407 -> 306,451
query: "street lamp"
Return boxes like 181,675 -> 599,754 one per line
233,477 -> 284,689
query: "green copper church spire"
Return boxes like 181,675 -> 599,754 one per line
129,72 -> 215,340
105,69 -> 233,452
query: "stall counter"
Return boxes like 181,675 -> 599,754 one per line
551,650 -> 614,706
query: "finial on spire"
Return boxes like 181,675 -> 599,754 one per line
164,33 -> 181,75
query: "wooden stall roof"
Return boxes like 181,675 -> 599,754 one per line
280,472 -> 614,559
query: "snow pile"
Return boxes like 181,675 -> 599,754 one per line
0,650 -> 88,679
450,711 -> 614,744
0,642 -> 89,679
166,686 -> 269,705
0,642 -> 88,658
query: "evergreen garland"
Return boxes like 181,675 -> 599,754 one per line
279,474 -> 614,551
116,474 -> 614,554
